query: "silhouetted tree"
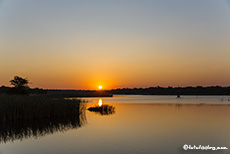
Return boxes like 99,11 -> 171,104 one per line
9,76 -> 29,95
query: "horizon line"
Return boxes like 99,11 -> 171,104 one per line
2,85 -> 230,91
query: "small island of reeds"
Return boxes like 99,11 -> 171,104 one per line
88,104 -> 115,115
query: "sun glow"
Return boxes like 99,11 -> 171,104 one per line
98,99 -> 103,107
98,85 -> 102,90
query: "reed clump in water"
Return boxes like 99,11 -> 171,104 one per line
88,104 -> 115,115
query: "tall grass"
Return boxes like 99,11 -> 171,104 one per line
0,94 -> 86,143
0,94 -> 84,121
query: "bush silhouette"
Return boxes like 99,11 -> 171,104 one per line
8,76 -> 29,95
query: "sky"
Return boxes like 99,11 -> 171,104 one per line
0,0 -> 230,90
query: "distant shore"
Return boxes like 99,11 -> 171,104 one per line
1,86 -> 230,97
108,86 -> 230,95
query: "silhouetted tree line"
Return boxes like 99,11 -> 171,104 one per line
2,85 -> 230,96
38,86 -> 230,96
0,86 -> 47,95
0,76 -> 47,95
108,86 -> 230,95
1,76 -> 229,96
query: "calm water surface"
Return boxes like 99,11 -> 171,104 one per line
1,95 -> 230,154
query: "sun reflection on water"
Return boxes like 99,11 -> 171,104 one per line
98,99 -> 102,107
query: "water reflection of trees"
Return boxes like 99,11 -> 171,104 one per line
88,104 -> 115,116
0,103 -> 86,143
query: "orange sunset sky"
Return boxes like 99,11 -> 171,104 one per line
0,0 -> 230,90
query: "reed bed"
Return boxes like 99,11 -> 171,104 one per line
0,94 -> 87,143
0,94 -> 83,121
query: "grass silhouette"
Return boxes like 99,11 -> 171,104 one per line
0,95 -> 82,121
0,94 -> 87,143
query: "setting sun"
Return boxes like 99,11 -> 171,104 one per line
98,85 -> 102,90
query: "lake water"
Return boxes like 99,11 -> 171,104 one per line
1,95 -> 230,154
